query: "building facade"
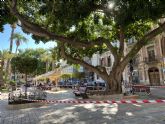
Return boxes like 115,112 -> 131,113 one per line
91,51 -> 114,82
60,60 -> 84,74
124,33 -> 165,85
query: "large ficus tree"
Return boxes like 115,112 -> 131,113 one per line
4,0 -> 165,94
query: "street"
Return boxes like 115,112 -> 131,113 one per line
0,89 -> 165,124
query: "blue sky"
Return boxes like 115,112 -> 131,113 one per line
0,24 -> 57,52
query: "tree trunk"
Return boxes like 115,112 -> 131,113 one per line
46,61 -> 49,72
25,73 -> 28,98
102,67 -> 123,94
107,74 -> 122,94
0,68 -> 3,88
6,24 -> 16,80
15,46 -> 19,54
0,60 -> 4,87
52,61 -> 55,70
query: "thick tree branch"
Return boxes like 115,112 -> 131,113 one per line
121,21 -> 165,69
105,41 -> 119,70
109,27 -> 125,71
96,65 -> 107,74
118,27 -> 124,59
105,42 -> 117,58
10,0 -> 106,49
60,44 -> 108,79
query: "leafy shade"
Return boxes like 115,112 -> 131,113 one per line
0,1 -> 17,32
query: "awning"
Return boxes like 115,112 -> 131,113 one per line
33,71 -> 62,81
33,65 -> 71,81
48,74 -> 62,80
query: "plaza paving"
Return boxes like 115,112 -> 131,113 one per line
0,89 -> 165,124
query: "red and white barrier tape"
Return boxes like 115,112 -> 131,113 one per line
132,85 -> 165,88
30,85 -> 165,89
146,86 -> 165,88
27,99 -> 165,104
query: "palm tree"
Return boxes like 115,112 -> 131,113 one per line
0,51 -> 4,87
0,50 -> 15,86
12,33 -> 28,54
49,47 -> 58,70
41,52 -> 53,72
9,24 -> 17,53
6,23 -> 16,74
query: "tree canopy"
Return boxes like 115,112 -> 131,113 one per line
11,55 -> 38,75
17,48 -> 58,75
0,0 -> 16,31
2,0 -> 165,93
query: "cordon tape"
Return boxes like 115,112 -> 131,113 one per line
24,99 -> 165,104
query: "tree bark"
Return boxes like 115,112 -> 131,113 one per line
106,68 -> 123,94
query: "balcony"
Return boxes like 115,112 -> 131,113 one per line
144,56 -> 160,64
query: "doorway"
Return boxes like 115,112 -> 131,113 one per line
148,67 -> 160,86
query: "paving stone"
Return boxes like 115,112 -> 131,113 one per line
0,90 -> 165,124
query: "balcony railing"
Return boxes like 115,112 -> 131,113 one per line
144,56 -> 160,63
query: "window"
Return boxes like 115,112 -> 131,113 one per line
132,55 -> 139,65
127,37 -> 136,44
147,46 -> 155,61
161,37 -> 165,56
97,75 -> 99,79
100,58 -> 105,66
